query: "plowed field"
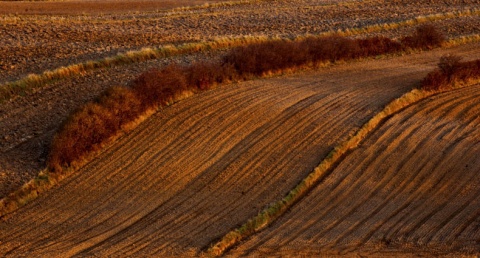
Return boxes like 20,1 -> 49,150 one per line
2,0 -> 480,198
1,43 -> 480,256
227,84 -> 480,257
2,0 -> 480,256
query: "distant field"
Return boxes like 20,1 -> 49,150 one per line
0,0 -> 229,15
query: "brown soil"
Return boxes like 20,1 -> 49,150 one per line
1,0 -> 480,256
0,0 -> 228,15
1,43 -> 480,256
1,0 -> 480,199
1,0 -> 479,83
0,50 -> 220,198
228,84 -> 480,257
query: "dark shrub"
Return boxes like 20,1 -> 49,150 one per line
401,24 -> 445,50
421,56 -> 480,91
356,36 -> 403,56
49,102 -> 118,171
132,64 -> 188,108
438,54 -> 463,80
184,61 -> 237,90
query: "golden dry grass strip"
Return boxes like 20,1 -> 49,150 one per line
0,35 -> 269,103
204,79 -> 480,257
1,8 -> 478,103
318,8 -> 480,38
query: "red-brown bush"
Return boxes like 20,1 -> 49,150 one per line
223,26 -> 441,77
300,36 -> 361,63
401,24 -> 445,50
421,56 -> 480,91
49,103 -> 119,171
223,40 -> 308,76
184,61 -> 237,90
132,64 -> 188,108
48,86 -> 144,171
356,36 -> 403,56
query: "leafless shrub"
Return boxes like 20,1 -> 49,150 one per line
438,54 -> 463,78
422,56 -> 480,91
401,24 -> 445,50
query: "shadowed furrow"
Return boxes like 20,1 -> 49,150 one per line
2,44 -> 480,257
229,84 -> 480,257
0,62 -> 412,256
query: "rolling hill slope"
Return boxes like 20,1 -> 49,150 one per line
1,44 -> 480,256
227,84 -> 480,257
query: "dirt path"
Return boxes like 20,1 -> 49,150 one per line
1,44 -> 480,256
227,85 -> 480,257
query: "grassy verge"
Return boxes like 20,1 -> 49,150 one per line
204,57 -> 480,257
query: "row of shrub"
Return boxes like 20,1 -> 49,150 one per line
48,25 -> 446,172
421,55 -> 480,90
226,24 -> 445,76
48,62 -> 236,172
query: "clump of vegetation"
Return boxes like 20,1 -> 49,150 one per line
223,35 -> 405,77
421,55 -> 480,91
401,24 -> 446,50
222,25 -> 446,77
48,86 -> 143,172
48,61 -> 237,171
48,25 -> 446,172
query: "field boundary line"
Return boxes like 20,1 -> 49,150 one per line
1,8 -> 478,103
203,79 -> 480,257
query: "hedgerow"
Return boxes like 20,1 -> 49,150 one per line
48,25 -> 446,172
